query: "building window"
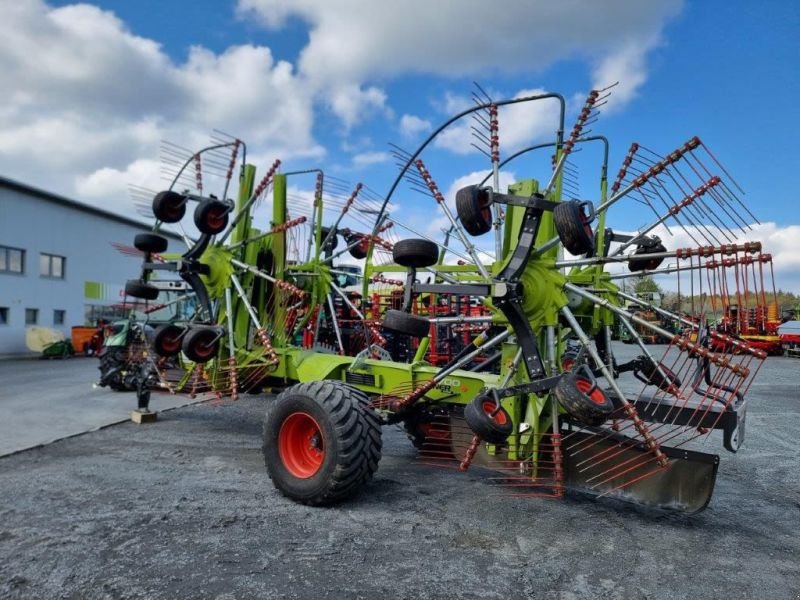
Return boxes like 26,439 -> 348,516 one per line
25,308 -> 38,325
40,253 -> 66,278
54,310 -> 66,325
0,245 -> 25,274
0,307 -> 8,325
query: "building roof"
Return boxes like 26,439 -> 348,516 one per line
0,175 -> 182,240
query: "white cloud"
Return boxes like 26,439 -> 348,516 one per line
0,0 -> 320,221
327,84 -> 389,130
352,151 -> 390,169
590,40 -> 654,112
434,88 -> 561,156
617,221 -> 800,294
75,158 -> 161,215
399,114 -> 432,138
239,0 -> 681,108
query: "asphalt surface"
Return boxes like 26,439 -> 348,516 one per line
0,357 -> 203,456
0,344 -> 798,599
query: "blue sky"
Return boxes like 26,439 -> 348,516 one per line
3,0 -> 800,287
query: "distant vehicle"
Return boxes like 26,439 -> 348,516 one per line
778,320 -> 800,358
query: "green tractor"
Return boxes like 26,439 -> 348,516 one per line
123,88 -> 769,513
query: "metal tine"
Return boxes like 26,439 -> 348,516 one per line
650,164 -> 735,242
403,168 -> 429,188
470,126 -> 492,148
160,141 -> 198,159
210,128 -> 239,143
630,182 -> 677,237
472,80 -> 494,104
681,152 -> 755,230
695,140 -> 745,195
629,163 -> 712,242
471,110 -> 492,132
699,178 -> 751,233
470,144 -> 493,159
669,156 -> 749,234
635,149 -> 737,241
639,142 -> 751,230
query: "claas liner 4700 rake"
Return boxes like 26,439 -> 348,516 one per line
123,86 -> 771,514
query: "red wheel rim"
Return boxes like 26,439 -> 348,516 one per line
481,401 -> 508,425
159,330 -> 182,353
576,378 -> 607,406
206,207 -> 227,229
191,337 -> 216,359
278,412 -> 325,478
419,422 -> 450,440
161,337 -> 180,353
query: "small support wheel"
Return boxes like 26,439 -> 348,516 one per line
134,233 -> 168,254
181,326 -> 221,363
629,238 -> 667,272
153,324 -> 186,357
634,359 -> 682,393
345,233 -> 369,259
553,200 -> 595,256
320,227 -> 339,253
455,185 -> 493,236
382,309 -> 430,338
194,199 -> 230,235
554,373 -> 614,427
392,238 -> 439,268
125,280 -> 159,300
152,190 -> 187,223
262,381 -> 382,505
464,395 -> 513,444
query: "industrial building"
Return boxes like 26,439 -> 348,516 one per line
0,176 -> 180,356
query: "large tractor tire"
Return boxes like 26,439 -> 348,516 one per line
262,381 -> 383,505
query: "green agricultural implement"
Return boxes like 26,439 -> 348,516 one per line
123,87 -> 770,513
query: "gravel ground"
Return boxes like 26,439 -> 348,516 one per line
0,344 -> 798,599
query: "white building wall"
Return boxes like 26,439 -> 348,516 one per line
0,179 -> 179,355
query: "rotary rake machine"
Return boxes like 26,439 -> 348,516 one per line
123,87 -> 772,513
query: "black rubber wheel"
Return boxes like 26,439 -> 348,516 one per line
464,395 -> 513,444
455,185 -> 493,236
383,309 -> 430,338
628,240 -> 667,272
554,373 -> 614,427
402,410 -> 453,452
320,227 -> 339,253
392,238 -> 439,268
346,233 -> 369,259
636,360 -> 682,393
263,381 -> 383,505
153,324 -> 186,357
152,190 -> 187,223
181,327 -> 221,363
561,351 -> 578,372
134,233 -> 168,254
194,199 -> 230,235
553,200 -> 595,256
125,280 -> 159,300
